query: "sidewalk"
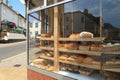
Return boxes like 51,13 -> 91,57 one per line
0,52 -> 27,80
0,40 -> 26,48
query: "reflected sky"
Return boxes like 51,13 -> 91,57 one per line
65,0 -> 120,28
103,0 -> 120,28
29,0 -> 120,28
65,0 -> 100,17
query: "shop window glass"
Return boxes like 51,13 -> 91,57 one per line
64,0 -> 100,37
102,0 -> 120,41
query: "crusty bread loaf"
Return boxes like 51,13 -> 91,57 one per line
67,55 -> 77,61
59,44 -> 65,48
69,33 -> 80,38
59,54 -> 69,60
41,33 -> 51,37
41,65 -> 49,69
90,44 -> 105,51
83,57 -> 93,63
47,66 -> 54,71
32,59 -> 47,65
65,43 -> 79,50
80,31 -> 93,38
75,56 -> 85,63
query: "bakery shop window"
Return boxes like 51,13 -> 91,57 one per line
102,0 -> 120,42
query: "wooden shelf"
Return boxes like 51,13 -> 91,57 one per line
59,60 -> 101,70
38,56 -> 54,61
59,37 -> 105,42
39,38 -> 54,41
39,46 -> 54,51
103,51 -> 120,55
59,48 -> 102,56
103,68 -> 120,73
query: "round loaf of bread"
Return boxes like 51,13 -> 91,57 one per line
80,31 -> 93,38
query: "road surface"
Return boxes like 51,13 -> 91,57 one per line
0,41 -> 26,60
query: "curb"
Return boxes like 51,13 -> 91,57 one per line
0,41 -> 26,48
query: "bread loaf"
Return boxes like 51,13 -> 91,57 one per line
59,54 -> 69,60
83,57 -> 93,63
59,44 -> 65,48
65,43 -> 79,50
90,44 -> 105,51
67,55 -> 77,61
92,61 -> 101,65
79,45 -> 90,51
80,31 -> 93,38
75,56 -> 85,63
41,33 -> 51,37
47,66 -> 54,71
32,59 -> 47,65
69,33 -> 80,38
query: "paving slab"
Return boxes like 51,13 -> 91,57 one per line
0,52 -> 27,80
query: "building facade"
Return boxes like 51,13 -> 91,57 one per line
0,1 -> 26,29
18,14 -> 26,29
29,22 -> 41,38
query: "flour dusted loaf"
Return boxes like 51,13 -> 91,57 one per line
32,59 -> 47,65
67,55 -> 77,61
80,31 -> 93,38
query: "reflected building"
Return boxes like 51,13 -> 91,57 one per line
63,9 -> 100,37
103,23 -> 120,40
29,22 -> 41,38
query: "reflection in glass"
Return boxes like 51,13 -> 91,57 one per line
102,0 -> 120,41
62,0 -> 100,37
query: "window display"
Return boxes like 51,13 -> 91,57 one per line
27,0 -> 120,80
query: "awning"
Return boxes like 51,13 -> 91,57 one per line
1,19 -> 9,25
7,22 -> 17,28
1,21 -> 7,25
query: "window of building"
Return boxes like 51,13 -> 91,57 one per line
66,17 -> 69,22
66,25 -> 68,30
81,17 -> 84,23
35,23 -> 38,28
12,13 -> 15,20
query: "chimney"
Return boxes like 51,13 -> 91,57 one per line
84,9 -> 88,14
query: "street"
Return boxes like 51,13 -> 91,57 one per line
0,41 -> 26,60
